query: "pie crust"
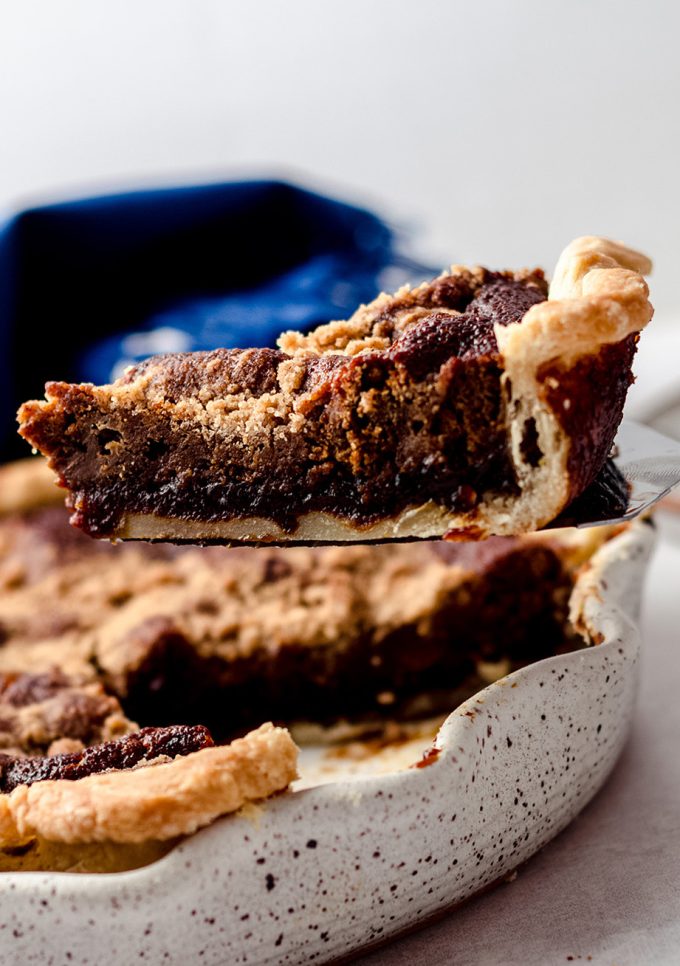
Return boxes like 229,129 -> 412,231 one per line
0,722 -> 297,847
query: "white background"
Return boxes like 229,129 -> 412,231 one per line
1,0 -> 678,313
2,5 -> 680,964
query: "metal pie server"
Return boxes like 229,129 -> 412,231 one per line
556,420 -> 680,529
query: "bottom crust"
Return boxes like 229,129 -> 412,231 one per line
116,503 -> 463,544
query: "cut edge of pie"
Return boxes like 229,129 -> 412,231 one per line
17,236 -> 653,544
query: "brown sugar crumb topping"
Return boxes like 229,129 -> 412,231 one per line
0,668 -> 135,757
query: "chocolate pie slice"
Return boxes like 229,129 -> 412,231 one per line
17,236 -> 652,543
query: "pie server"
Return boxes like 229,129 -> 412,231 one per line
558,419 -> 680,529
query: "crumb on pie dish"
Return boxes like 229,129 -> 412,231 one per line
17,236 -> 652,544
0,457 -> 640,874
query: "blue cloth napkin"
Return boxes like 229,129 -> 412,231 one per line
0,180 -> 401,460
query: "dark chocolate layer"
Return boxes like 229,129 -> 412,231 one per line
539,336 -> 638,505
117,540 -> 574,738
0,724 -> 214,793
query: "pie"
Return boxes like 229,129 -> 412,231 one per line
17,236 -> 652,544
2,232 -> 653,874
0,458 -> 622,871
1,459 -> 604,742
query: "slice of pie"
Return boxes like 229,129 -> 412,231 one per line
17,236 -> 652,543
0,459 -> 608,743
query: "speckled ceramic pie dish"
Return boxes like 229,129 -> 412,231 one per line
0,518 -> 654,965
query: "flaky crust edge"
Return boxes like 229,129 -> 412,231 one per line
471,235 -> 654,537
0,723 -> 298,846
497,236 -> 653,369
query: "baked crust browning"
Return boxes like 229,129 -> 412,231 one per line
488,237 -> 653,535
0,722 -> 297,846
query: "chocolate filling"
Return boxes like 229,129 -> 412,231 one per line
539,336 -> 638,505
117,540 -> 575,739
21,274 -> 548,537
0,724 -> 213,793
0,503 -> 586,743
